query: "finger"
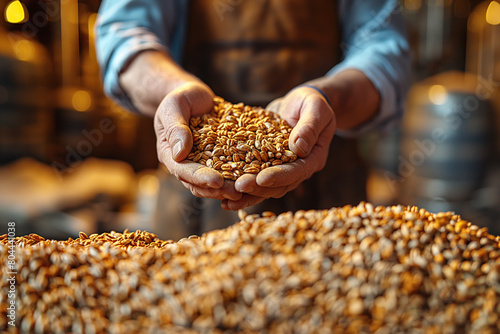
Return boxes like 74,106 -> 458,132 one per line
220,180 -> 243,201
255,160 -> 311,187
234,173 -> 258,193
234,174 -> 290,198
222,194 -> 266,211
247,185 -> 291,198
305,117 -> 336,171
181,180 -> 243,201
162,156 -> 224,188
256,121 -> 334,188
289,94 -> 334,157
155,100 -> 192,163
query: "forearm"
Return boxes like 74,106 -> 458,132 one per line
119,50 -> 200,117
307,69 -> 380,131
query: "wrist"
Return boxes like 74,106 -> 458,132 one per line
119,51 -> 200,116
305,70 -> 380,130
302,77 -> 344,115
296,84 -> 332,108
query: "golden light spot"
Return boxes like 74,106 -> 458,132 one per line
486,1 -> 500,25
88,13 -> 98,39
428,85 -> 448,105
14,39 -> 36,61
5,0 -> 27,24
139,175 -> 159,196
72,90 -> 92,112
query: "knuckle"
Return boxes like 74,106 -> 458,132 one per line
165,125 -> 191,147
297,124 -> 319,143
156,142 -> 169,163
166,89 -> 186,106
307,90 -> 327,105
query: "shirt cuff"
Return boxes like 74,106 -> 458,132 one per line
326,56 -> 400,138
102,28 -> 169,113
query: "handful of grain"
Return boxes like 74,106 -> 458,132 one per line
1,203 -> 500,333
187,97 -> 298,180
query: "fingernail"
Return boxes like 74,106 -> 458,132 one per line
295,138 -> 309,155
173,140 -> 183,159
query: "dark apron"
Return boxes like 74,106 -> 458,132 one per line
155,0 -> 367,240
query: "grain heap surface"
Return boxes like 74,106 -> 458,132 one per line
187,97 -> 297,180
1,203 -> 500,334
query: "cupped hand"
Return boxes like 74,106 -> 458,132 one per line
223,86 -> 336,210
154,82 -> 243,202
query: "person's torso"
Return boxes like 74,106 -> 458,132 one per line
183,0 -> 340,106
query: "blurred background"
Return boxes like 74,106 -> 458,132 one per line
0,0 -> 499,239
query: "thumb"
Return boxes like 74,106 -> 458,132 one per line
289,95 -> 333,157
167,124 -> 193,162
156,83 -> 214,162
155,118 -> 192,163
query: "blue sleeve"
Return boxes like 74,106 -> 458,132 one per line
333,0 -> 412,136
95,0 -> 188,112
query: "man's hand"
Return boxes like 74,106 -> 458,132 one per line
154,82 -> 243,202
222,86 -> 336,210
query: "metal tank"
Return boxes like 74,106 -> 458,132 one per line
399,71 -> 494,214
464,0 -> 500,233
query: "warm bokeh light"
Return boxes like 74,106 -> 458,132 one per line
72,90 -> 92,112
486,1 -> 500,25
88,13 -> 98,39
14,39 -> 36,61
139,174 -> 159,196
69,0 -> 79,25
467,11 -> 482,32
5,0 -> 27,24
405,0 -> 422,11
428,85 -> 448,105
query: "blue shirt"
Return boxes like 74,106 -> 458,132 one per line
96,0 -> 411,136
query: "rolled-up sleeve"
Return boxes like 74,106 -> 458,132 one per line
332,0 -> 412,136
95,0 -> 188,111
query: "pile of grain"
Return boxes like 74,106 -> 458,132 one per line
1,203 -> 500,333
